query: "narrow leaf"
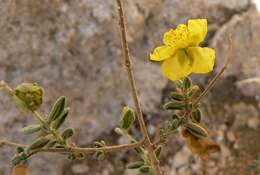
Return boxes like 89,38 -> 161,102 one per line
48,96 -> 66,123
127,161 -> 144,169
184,122 -> 208,139
20,124 -> 42,135
27,136 -> 50,151
51,108 -> 70,129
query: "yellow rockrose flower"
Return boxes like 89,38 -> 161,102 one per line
150,19 -> 215,80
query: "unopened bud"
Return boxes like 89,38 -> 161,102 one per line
14,83 -> 43,111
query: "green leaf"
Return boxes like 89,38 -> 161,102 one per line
16,147 -> 24,154
20,124 -> 42,135
134,147 -> 144,155
94,151 -> 105,160
183,77 -> 192,90
48,96 -> 66,123
188,85 -> 200,97
184,122 -> 208,139
61,128 -> 75,140
51,108 -> 70,129
170,92 -> 184,101
94,140 -> 106,147
12,155 -> 27,166
27,136 -> 50,151
120,106 -> 135,130
163,101 -> 185,110
155,145 -> 162,158
139,165 -> 150,173
192,108 -> 202,123
171,118 -> 181,130
46,140 -> 57,148
127,161 -> 144,169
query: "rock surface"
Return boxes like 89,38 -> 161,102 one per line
0,0 -> 259,175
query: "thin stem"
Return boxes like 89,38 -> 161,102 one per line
27,140 -> 144,158
116,0 -> 163,174
0,139 -> 27,148
194,34 -> 232,105
116,0 -> 148,141
0,80 -> 14,95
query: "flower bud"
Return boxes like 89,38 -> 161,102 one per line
14,83 -> 43,111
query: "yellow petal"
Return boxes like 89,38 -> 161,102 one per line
187,47 -> 215,73
161,50 -> 192,80
150,45 -> 176,61
163,24 -> 189,49
188,19 -> 207,46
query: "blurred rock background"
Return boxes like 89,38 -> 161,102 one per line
0,0 -> 259,174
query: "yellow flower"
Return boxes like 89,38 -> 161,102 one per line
150,19 -> 215,80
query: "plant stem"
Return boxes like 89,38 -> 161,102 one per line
1,81 -> 145,159
27,140 -> 144,158
32,111 -> 66,146
194,34 -> 232,105
116,0 -> 163,174
0,139 -> 27,148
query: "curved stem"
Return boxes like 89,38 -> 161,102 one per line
194,34 -> 232,105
